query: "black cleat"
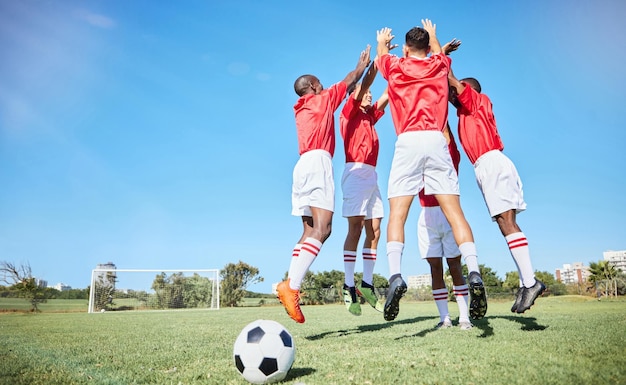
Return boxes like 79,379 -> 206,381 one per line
383,276 -> 407,321
468,272 -> 488,320
511,287 -> 524,313
515,279 -> 546,314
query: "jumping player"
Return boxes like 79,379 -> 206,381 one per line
276,45 -> 372,324
339,61 -> 389,316
418,124 -> 472,330
375,20 -> 487,322
448,68 -> 545,314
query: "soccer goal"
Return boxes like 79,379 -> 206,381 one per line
88,269 -> 220,313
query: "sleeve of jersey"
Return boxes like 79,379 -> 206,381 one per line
341,95 -> 359,120
370,102 -> 385,122
457,84 -> 479,114
375,55 -> 392,80
329,81 -> 348,110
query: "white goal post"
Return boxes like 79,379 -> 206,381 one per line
88,269 -> 220,313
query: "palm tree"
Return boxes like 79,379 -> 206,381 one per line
588,260 -> 620,298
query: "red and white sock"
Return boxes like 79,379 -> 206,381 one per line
454,284 -> 470,323
362,248 -> 377,285
506,232 -> 536,288
289,237 -> 322,290
343,250 -> 357,287
432,288 -> 449,322
287,244 -> 302,281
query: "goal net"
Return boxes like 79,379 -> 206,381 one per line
88,269 -> 220,313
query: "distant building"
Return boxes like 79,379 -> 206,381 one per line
407,274 -> 432,289
555,262 -> 589,284
603,250 -> 626,272
54,283 -> 72,291
35,278 -> 48,288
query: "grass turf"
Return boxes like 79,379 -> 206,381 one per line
0,296 -> 624,384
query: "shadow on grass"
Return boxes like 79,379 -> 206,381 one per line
286,366 -> 316,381
471,315 -> 548,338
304,316 -> 438,341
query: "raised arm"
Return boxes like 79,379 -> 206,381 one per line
421,19 -> 441,54
343,45 -> 371,92
376,86 -> 389,111
448,66 -> 465,95
376,28 -> 395,59
353,61 -> 378,101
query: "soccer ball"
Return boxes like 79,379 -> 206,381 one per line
233,319 -> 296,384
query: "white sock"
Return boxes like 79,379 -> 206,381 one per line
386,241 -> 404,277
454,284 -> 470,323
289,237 -> 322,290
287,244 -> 302,281
362,248 -> 377,285
432,288 -> 449,322
343,250 -> 357,287
506,232 -> 536,288
459,242 -> 479,273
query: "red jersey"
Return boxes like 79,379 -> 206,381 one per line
455,83 -> 504,164
294,81 -> 347,157
375,53 -> 451,135
339,96 -> 384,167
419,130 -> 461,207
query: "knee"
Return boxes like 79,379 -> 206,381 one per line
321,224 -> 332,242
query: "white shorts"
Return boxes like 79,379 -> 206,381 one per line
388,131 -> 459,199
417,206 -> 461,259
474,150 -> 527,219
291,150 -> 334,216
341,162 -> 384,219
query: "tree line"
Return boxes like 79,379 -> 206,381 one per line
2,258 -> 625,312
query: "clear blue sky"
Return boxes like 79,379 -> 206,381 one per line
1,0 -> 625,294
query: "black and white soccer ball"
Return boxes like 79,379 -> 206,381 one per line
233,319 -> 295,384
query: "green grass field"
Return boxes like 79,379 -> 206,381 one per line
1,296 -> 625,385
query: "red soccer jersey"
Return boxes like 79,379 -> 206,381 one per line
339,96 -> 384,167
376,53 -> 451,135
419,129 -> 461,207
294,81 -> 348,156
455,83 -> 504,164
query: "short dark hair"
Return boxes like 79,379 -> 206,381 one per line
461,77 -> 482,93
405,27 -> 429,51
294,75 -> 314,96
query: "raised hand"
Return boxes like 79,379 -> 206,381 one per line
358,45 -> 372,68
443,38 -> 461,55
421,19 -> 436,35
377,27 -> 394,46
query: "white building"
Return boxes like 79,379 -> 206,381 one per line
407,274 -> 432,289
54,283 -> 72,291
555,262 -> 589,284
603,250 -> 626,272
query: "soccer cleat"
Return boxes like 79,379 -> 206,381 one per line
342,284 -> 362,316
356,281 -> 383,312
515,279 -> 546,314
468,271 -> 488,320
510,287 -> 524,313
435,319 -> 452,329
276,279 -> 305,323
459,321 -> 473,330
383,276 -> 407,321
